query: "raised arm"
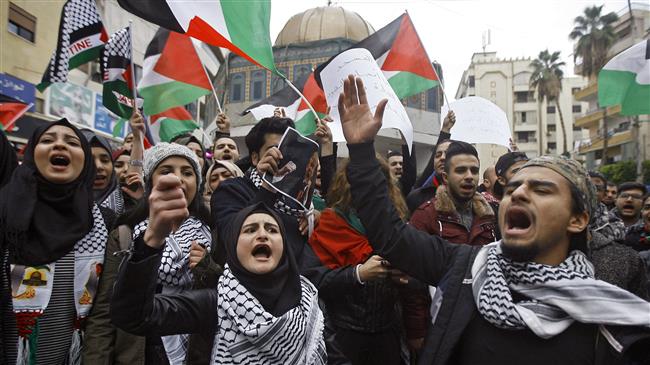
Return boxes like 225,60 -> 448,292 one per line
338,75 -> 460,285
110,240 -> 217,336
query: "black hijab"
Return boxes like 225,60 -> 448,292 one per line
224,203 -> 302,317
0,119 -> 95,265
0,130 -> 18,189
81,129 -> 117,204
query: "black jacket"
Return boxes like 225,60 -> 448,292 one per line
346,142 -> 650,365
110,241 -> 218,340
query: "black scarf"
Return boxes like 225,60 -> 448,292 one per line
81,129 -> 117,204
0,119 -> 95,265
0,130 -> 18,189
224,203 -> 302,317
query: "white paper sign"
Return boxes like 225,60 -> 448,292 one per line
441,96 -> 512,149
320,48 -> 413,152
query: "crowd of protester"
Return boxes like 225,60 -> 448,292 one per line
0,75 -> 649,364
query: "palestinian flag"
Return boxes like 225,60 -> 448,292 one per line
246,13 -> 439,135
37,0 -> 109,92
315,13 -> 439,99
245,73 -> 327,135
138,29 -> 212,116
101,26 -> 135,119
599,39 -> 650,116
117,0 -> 277,71
149,106 -> 199,143
0,94 -> 32,132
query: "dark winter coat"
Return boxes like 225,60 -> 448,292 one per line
346,142 -> 650,365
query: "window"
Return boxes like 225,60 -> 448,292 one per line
426,88 -> 439,111
572,105 -> 582,113
8,3 -> 36,42
547,106 -> 556,113
547,124 -> 556,132
468,76 -> 475,87
229,72 -> 245,102
520,112 -> 527,123
573,125 -> 582,131
571,87 -> 581,94
547,142 -> 557,150
35,97 -> 44,113
293,64 -> 311,86
516,131 -> 529,143
249,70 -> 266,101
270,68 -> 288,95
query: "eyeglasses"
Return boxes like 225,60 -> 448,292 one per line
619,192 -> 644,200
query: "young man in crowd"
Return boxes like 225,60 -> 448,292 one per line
406,111 -> 455,212
587,171 -> 626,241
605,181 -> 618,210
337,75 -> 650,364
492,151 -> 528,199
405,141 -> 497,355
613,182 -> 647,228
410,141 -> 497,244
387,150 -> 403,181
211,113 -> 240,162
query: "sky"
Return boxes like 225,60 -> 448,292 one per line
267,0 -> 639,101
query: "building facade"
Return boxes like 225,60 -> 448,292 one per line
206,6 -> 444,172
573,3 -> 650,170
1,0 -> 220,149
456,51 -> 588,171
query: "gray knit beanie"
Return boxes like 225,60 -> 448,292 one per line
143,142 -> 202,187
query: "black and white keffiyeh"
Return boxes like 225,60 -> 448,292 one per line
212,266 -> 326,365
133,216 -> 211,364
100,188 -> 125,215
472,241 -> 650,339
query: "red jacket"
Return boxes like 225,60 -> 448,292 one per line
409,185 -> 497,245
402,185 -> 496,342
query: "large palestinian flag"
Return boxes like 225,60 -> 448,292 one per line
246,73 -> 328,135
245,13 -> 439,135
101,26 -> 135,119
599,39 -> 650,116
149,106 -> 199,142
138,29 -> 212,116
37,0 -> 108,92
117,0 -> 277,71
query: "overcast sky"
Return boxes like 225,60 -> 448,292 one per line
268,0 -> 637,102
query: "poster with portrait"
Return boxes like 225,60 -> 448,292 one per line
262,127 -> 319,210
47,82 -> 94,127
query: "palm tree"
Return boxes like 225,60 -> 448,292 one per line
530,50 -> 567,155
569,5 -> 619,80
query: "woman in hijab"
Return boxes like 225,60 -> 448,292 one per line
84,142 -> 212,364
80,129 -> 122,212
0,118 -> 110,364
110,202 -> 326,364
202,159 -> 244,208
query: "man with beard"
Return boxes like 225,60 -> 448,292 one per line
337,75 -> 650,364
410,141 -> 497,244
613,182 -> 647,228
605,182 -> 617,210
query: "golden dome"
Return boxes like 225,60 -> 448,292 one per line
275,6 -> 375,46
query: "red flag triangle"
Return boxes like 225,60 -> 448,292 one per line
381,15 -> 438,81
154,32 -> 213,90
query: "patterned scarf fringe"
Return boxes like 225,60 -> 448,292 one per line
68,328 -> 83,365
15,312 -> 39,365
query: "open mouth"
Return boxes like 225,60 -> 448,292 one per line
622,203 -> 636,211
504,206 -> 533,236
460,183 -> 475,191
50,154 -> 70,167
251,243 -> 271,259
